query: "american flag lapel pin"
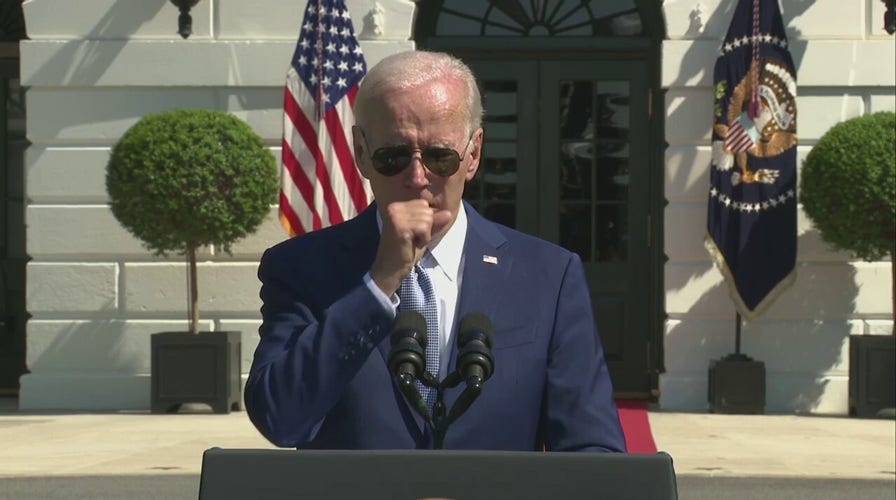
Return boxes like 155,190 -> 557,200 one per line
482,255 -> 498,265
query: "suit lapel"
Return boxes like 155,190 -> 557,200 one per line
337,204 -> 379,264
449,203 -> 510,374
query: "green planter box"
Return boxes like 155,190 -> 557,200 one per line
708,354 -> 765,414
151,331 -> 242,414
849,335 -> 896,418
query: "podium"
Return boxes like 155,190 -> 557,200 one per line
199,448 -> 678,500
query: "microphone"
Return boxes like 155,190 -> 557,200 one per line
387,311 -> 432,423
455,312 -> 495,391
439,312 -> 495,432
388,311 -> 428,381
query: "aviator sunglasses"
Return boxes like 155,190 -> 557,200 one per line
360,129 -> 474,177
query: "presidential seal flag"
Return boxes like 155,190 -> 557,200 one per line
705,0 -> 798,320
279,0 -> 372,236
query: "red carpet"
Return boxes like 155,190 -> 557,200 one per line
615,399 -> 658,454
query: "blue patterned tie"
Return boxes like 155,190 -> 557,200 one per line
399,258 -> 439,408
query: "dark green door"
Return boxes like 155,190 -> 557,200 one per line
464,59 -> 652,396
0,60 -> 28,396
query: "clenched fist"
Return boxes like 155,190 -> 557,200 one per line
370,200 -> 453,296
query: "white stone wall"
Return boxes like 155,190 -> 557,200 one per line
660,0 -> 895,414
19,0 -> 415,410
19,0 -> 894,414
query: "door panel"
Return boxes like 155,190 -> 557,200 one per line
463,61 -> 538,235
465,59 -> 651,396
541,61 -> 650,395
0,74 -> 27,396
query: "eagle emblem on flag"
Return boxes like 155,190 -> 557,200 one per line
712,48 -> 797,187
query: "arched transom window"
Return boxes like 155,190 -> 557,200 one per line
431,0 -> 644,37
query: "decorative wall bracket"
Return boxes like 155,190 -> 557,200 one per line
688,2 -> 705,37
170,0 -> 201,39
360,2 -> 386,40
883,0 -> 895,35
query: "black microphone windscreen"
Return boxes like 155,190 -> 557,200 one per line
458,312 -> 495,348
392,310 -> 428,346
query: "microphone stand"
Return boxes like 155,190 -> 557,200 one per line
419,371 -> 484,450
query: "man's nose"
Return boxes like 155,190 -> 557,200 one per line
406,154 -> 429,186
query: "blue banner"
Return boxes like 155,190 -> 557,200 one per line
705,0 -> 798,320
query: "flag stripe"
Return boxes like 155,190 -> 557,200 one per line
282,83 -> 323,232
297,99 -> 346,227
285,78 -> 342,228
281,137 -> 321,231
279,191 -> 304,237
281,83 -> 320,231
725,121 -> 754,152
283,87 -> 329,231
323,93 -> 368,213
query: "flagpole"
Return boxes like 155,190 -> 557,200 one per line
735,312 -> 742,355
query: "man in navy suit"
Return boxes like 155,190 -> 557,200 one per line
245,50 -> 625,452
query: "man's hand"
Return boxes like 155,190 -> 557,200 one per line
370,200 -> 452,296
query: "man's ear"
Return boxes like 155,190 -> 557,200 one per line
352,125 -> 373,179
464,128 -> 484,182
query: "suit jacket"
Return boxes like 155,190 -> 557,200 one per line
245,202 -> 625,452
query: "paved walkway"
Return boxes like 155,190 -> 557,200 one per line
0,401 -> 893,481
649,412 -> 894,479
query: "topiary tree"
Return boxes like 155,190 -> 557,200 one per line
107,109 -> 278,334
800,111 -> 896,330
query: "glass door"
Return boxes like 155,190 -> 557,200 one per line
464,59 -> 652,395
540,61 -> 651,395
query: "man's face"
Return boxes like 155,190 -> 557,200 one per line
353,79 -> 482,231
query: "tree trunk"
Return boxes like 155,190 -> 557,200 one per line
188,245 -> 199,335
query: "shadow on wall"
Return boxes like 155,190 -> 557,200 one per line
24,0 -> 168,87
20,317 -> 156,411
27,318 -> 150,378
665,230 -> 857,414
677,0 -> 812,73
27,317 -> 261,376
22,0 -> 283,144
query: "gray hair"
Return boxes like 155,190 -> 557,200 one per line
354,50 -> 483,137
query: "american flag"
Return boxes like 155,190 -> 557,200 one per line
724,112 -> 757,153
280,0 -> 371,236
